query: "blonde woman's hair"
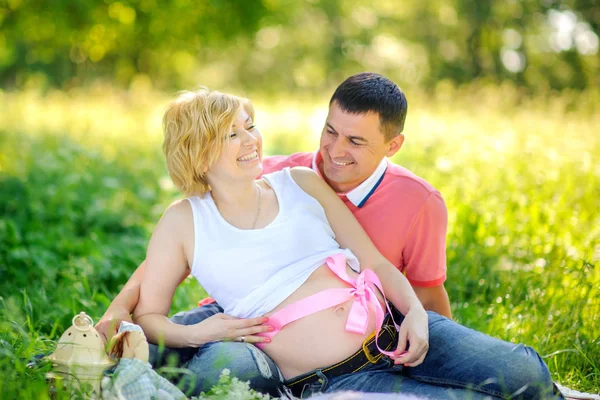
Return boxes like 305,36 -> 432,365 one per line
162,88 -> 254,196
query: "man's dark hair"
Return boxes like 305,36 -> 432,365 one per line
329,72 -> 407,141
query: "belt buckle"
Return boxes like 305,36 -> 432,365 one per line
362,332 -> 378,363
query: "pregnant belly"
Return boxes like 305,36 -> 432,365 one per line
261,263 -> 385,380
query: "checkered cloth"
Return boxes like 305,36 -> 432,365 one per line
101,357 -> 186,400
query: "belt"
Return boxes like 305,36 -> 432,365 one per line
285,315 -> 398,397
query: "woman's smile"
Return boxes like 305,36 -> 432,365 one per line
237,151 -> 259,163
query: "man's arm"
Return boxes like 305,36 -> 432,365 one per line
402,191 -> 452,318
95,260 -> 149,342
413,284 -> 452,319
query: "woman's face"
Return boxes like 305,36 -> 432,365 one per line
206,108 -> 263,184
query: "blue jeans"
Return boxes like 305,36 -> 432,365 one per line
150,305 -> 561,399
149,304 -> 284,397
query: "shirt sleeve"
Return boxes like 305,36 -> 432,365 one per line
402,191 -> 448,287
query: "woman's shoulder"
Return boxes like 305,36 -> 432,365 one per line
160,199 -> 194,227
288,166 -> 324,192
149,199 -> 194,252
167,198 -> 193,212
289,166 -> 315,176
263,166 -> 320,191
263,165 -> 313,178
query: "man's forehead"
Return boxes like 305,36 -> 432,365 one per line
328,102 -> 377,118
326,106 -> 384,140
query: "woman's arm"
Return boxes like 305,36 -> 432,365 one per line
95,260 -> 147,343
133,200 -> 271,347
132,200 -> 197,346
291,167 -> 429,367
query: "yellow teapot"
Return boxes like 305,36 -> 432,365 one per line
47,312 -> 116,395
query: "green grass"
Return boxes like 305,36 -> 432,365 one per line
0,84 -> 598,398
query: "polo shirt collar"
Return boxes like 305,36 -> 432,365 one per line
311,150 -> 388,208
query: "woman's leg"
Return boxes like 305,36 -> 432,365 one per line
183,341 -> 283,396
148,303 -> 284,397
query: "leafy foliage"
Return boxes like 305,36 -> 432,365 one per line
193,369 -> 272,400
0,1 -> 598,92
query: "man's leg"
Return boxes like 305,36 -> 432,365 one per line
325,363 -> 495,400
404,311 -> 561,399
148,304 -> 283,397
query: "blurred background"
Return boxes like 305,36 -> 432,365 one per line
0,0 -> 599,397
1,0 -> 599,92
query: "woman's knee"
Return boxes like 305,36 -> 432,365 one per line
183,342 -> 283,396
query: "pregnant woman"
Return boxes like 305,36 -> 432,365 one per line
133,88 -> 429,397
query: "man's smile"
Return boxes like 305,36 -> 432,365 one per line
331,159 -> 354,166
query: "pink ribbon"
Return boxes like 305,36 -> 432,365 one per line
326,254 -> 399,357
256,253 -> 399,357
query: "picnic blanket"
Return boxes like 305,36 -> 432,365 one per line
555,383 -> 600,400
100,322 -> 186,400
101,357 -> 186,400
308,392 -> 426,400
308,387 -> 600,400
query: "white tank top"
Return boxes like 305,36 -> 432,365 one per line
186,167 -> 360,318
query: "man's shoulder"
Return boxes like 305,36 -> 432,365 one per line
262,152 -> 313,173
383,161 -> 441,198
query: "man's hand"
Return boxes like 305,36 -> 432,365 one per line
192,313 -> 273,345
391,308 -> 429,367
95,307 -> 133,344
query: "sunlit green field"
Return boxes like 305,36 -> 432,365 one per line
0,85 -> 598,398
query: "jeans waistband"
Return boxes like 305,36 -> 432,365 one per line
284,314 -> 397,397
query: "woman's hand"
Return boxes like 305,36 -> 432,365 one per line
192,313 -> 273,345
391,308 -> 429,367
95,306 -> 133,344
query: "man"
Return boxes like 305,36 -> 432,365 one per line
97,73 -> 559,399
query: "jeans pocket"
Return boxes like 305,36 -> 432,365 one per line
299,370 -> 329,399
380,355 -> 404,373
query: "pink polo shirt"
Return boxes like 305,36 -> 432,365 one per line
262,151 -> 447,287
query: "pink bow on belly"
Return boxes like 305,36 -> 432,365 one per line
256,253 -> 399,358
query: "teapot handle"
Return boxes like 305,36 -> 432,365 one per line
72,312 -> 94,332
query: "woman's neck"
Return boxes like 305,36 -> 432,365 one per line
209,178 -> 259,208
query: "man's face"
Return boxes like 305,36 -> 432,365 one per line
319,101 -> 404,193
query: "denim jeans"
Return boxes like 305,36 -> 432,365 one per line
150,304 -> 561,399
149,304 -> 284,397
